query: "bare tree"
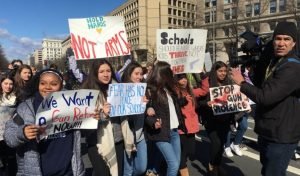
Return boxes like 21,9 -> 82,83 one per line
0,44 -> 9,71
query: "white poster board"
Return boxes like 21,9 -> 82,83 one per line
209,85 -> 251,115
156,29 -> 207,74
35,89 -> 99,139
107,83 -> 147,117
68,16 -> 130,59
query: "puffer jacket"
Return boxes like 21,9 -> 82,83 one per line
4,97 -> 85,176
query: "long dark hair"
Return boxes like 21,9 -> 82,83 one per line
0,75 -> 15,100
14,64 -> 33,88
147,61 -> 177,104
175,73 -> 196,106
209,61 -> 231,87
22,69 -> 64,100
81,59 -> 117,97
121,61 -> 143,83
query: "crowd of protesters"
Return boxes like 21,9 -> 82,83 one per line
0,21 -> 299,176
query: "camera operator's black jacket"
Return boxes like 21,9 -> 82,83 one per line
240,53 -> 300,143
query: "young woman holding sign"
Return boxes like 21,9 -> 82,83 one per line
0,75 -> 17,175
121,61 -> 148,176
144,61 -> 186,176
81,59 -> 135,176
4,69 -> 85,176
198,61 -> 234,176
174,73 -> 209,176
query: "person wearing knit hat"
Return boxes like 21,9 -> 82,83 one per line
230,21 -> 300,176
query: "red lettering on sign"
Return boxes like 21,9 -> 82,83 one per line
105,30 -> 130,57
71,33 -> 97,59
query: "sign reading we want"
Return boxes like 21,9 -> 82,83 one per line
68,16 -> 130,59
35,90 -> 99,139
156,29 -> 207,74
209,85 -> 251,115
107,83 -> 147,117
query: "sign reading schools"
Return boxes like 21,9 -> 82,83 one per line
35,90 -> 99,139
156,29 -> 207,74
107,83 -> 147,117
68,16 -> 130,59
209,85 -> 250,115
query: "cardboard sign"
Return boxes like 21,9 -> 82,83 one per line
35,89 -> 99,139
209,85 -> 250,115
156,29 -> 207,74
68,16 -> 130,59
107,83 -> 147,117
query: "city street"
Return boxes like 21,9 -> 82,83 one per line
82,117 -> 300,176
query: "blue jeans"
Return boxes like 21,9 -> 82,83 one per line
155,129 -> 181,176
123,139 -> 147,176
258,136 -> 297,176
225,113 -> 248,147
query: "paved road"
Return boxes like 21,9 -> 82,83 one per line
82,118 -> 300,176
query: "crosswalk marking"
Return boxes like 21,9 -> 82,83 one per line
243,150 -> 300,175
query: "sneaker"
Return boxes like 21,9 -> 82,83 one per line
230,143 -> 243,156
145,170 -> 159,176
239,143 -> 248,151
294,152 -> 300,160
224,147 -> 233,157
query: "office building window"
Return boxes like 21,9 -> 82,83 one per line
205,12 -> 210,23
178,10 -> 182,16
173,0 -> 177,6
254,3 -> 260,16
212,0 -> 216,6
168,17 -> 172,24
178,1 -> 181,7
279,0 -> 286,11
224,9 -> 230,20
173,9 -> 177,15
270,0 -> 276,13
298,0 -> 300,9
173,19 -> 177,24
183,2 -> 186,8
232,7 -> 237,18
253,24 -> 260,33
183,11 -> 186,17
246,5 -> 252,17
178,19 -> 182,25
205,0 -> 210,7
168,0 -> 171,5
224,0 -> 231,4
224,27 -> 230,36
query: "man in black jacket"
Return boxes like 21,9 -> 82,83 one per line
230,21 -> 300,176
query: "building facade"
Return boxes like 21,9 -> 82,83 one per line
109,0 -> 199,64
33,49 -> 43,65
199,0 -> 300,62
109,0 -> 300,64
41,39 -> 63,66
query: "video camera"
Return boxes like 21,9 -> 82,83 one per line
229,30 -> 270,67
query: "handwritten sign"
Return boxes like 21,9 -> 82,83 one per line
68,16 -> 130,59
209,85 -> 250,115
156,29 -> 207,74
107,83 -> 147,117
0,106 -> 15,140
35,89 -> 99,139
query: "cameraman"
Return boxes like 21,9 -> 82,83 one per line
230,21 -> 300,176
7,59 -> 23,76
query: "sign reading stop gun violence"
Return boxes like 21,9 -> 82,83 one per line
35,90 -> 99,139
107,83 -> 147,117
68,16 -> 130,60
209,85 -> 251,115
156,29 -> 207,74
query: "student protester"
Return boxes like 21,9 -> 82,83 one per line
230,21 -> 300,176
121,61 -> 148,176
143,61 -> 153,79
4,69 -> 85,176
198,61 -> 233,176
8,59 -> 23,75
145,61 -> 186,176
13,64 -> 33,102
81,59 -> 135,176
0,75 -> 17,175
174,73 -> 209,176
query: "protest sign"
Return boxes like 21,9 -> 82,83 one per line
68,16 -> 130,59
0,106 -> 15,140
209,85 -> 250,115
156,29 -> 207,74
107,83 -> 147,117
35,89 -> 99,139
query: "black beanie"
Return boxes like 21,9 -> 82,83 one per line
273,21 -> 297,41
